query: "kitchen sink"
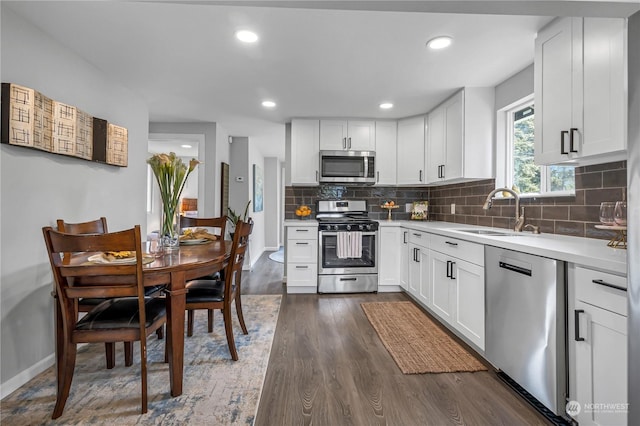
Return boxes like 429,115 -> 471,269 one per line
455,229 -> 518,236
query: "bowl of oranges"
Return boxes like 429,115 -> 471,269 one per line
380,200 -> 399,220
295,205 -> 312,219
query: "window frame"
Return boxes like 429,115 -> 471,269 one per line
496,94 -> 575,198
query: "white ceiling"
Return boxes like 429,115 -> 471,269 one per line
5,1 -> 638,162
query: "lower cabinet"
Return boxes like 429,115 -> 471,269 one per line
572,266 -> 628,426
407,230 -> 430,307
378,226 -> 402,291
429,236 -> 485,350
400,230 -> 409,290
285,225 -> 318,293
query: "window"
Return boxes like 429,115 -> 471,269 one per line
497,95 -> 575,197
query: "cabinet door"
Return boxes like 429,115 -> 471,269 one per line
426,107 -> 445,183
417,248 -> 431,307
319,120 -> 348,150
400,230 -> 409,290
574,300 -> 627,426
291,119 -> 320,185
534,17 -> 576,165
378,227 -> 401,287
287,264 -> 318,289
454,259 -> 485,350
580,18 -> 626,158
375,121 -> 397,185
444,91 -> 464,180
397,116 -> 425,185
347,120 -> 375,151
407,244 -> 421,296
430,251 -> 454,324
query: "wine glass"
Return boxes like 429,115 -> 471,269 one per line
599,202 -> 616,225
614,201 -> 627,226
148,235 -> 163,257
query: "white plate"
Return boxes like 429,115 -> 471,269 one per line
179,238 -> 208,245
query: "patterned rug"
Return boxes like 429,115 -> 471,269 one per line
361,301 -> 487,374
1,295 -> 281,425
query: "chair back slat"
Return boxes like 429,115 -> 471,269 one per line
180,216 -> 227,237
223,218 -> 253,297
57,217 -> 108,234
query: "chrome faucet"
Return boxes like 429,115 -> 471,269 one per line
482,188 -> 525,232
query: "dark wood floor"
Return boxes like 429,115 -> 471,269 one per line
243,251 -> 549,425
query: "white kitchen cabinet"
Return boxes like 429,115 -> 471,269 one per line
378,226 -> 402,290
374,121 -> 397,185
426,88 -> 494,184
285,225 -> 318,293
290,119 -> 320,185
572,266 -> 627,426
407,230 -> 430,306
319,120 -> 375,151
429,235 -> 485,350
400,229 -> 409,290
534,17 -> 626,165
397,115 -> 426,185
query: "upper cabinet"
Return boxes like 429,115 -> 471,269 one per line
535,17 -> 627,165
426,88 -> 494,184
290,119 -> 320,186
374,121 -> 397,185
397,115 -> 426,185
319,120 -> 375,151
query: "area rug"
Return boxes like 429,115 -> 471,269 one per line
267,246 -> 284,263
1,295 -> 281,425
361,301 -> 487,374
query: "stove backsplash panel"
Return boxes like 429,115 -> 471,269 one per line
285,160 -> 627,240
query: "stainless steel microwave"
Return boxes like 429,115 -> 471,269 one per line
319,150 -> 376,184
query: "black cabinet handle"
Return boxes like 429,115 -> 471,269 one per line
419,170 -> 423,182
570,128 -> 578,153
440,165 -> 445,179
574,309 -> 585,341
295,242 -> 309,245
445,241 -> 458,246
340,277 -> 357,281
295,265 -> 308,269
403,231 -> 407,244
446,260 -> 451,278
415,248 -> 420,262
377,171 -> 380,183
592,279 -> 626,292
561,131 -> 569,154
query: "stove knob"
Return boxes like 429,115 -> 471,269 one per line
333,224 -> 339,231
346,224 -> 351,231
366,224 -> 372,231
359,224 -> 365,231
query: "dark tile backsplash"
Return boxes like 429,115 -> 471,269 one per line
285,160 -> 627,240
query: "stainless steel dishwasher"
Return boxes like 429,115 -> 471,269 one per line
485,246 -> 567,420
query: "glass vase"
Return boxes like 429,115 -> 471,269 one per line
160,202 -> 180,250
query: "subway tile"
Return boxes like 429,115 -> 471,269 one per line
555,221 -> 584,237
492,217 -> 511,229
465,216 -> 479,225
543,206 -> 569,220
582,161 -> 626,173
602,169 -> 627,188
523,205 -> 542,219
569,205 -> 599,222
477,216 -> 493,227
584,188 -> 625,205
575,171 -> 602,189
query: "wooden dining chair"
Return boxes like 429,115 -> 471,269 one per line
56,217 -> 136,368
42,225 -> 167,419
179,215 -> 227,332
184,219 -> 253,360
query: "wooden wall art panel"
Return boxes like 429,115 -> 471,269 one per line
1,83 -> 128,167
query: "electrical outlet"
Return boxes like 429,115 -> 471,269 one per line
451,203 -> 456,214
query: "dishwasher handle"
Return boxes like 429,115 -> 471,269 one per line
499,261 -> 532,277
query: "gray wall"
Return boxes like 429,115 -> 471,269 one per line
494,64 -> 534,111
0,8 -> 149,393
264,157 -> 281,249
627,11 -> 640,425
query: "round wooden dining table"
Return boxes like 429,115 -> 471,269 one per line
142,239 -> 232,396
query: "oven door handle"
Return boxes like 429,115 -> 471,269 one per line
320,231 -> 377,236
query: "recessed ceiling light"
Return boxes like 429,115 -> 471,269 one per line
379,103 -> 394,110
236,30 -> 259,43
262,100 -> 276,108
427,36 -> 453,50
181,144 -> 192,149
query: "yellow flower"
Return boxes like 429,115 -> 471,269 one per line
189,158 -> 200,172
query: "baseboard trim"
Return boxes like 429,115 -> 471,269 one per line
264,246 -> 280,251
1,352 -> 55,399
377,285 -> 403,293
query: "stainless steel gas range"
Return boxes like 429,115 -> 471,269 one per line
316,200 -> 378,293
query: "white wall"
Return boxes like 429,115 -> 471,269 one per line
494,63 -> 534,111
0,8 -> 149,393
264,157 -> 281,249
215,125 -> 230,217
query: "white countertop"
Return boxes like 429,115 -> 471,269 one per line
378,220 -> 628,276
284,219 -> 318,227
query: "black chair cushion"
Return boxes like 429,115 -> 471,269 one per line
76,297 -> 166,330
78,297 -> 107,307
185,280 -> 229,303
